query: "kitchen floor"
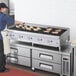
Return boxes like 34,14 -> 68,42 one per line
7,64 -> 60,76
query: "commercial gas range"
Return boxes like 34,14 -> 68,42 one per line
7,23 -> 70,51
6,23 -> 73,76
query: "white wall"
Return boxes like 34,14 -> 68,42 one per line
9,0 -> 14,15
13,0 -> 76,40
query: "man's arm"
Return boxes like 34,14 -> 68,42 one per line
4,14 -> 24,25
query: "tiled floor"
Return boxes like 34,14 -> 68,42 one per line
7,64 -> 60,76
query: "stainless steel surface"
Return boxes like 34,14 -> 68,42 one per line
7,57 -> 18,63
32,46 -> 73,76
7,23 -> 73,76
62,55 -> 70,76
7,30 -> 69,51
6,40 -> 73,76
71,44 -> 76,76
32,49 -> 61,64
74,48 -> 76,76
17,47 -> 30,57
6,41 -> 71,76
74,47 -> 76,76
10,45 -> 31,57
7,43 -> 31,67
7,54 -> 30,67
7,23 -> 70,51
32,59 -> 61,74
18,56 -> 30,66
7,53 -> 18,64
10,47 -> 18,55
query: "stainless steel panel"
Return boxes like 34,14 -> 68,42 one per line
8,31 -> 19,40
7,27 -> 69,50
32,35 -> 59,47
7,53 -> 18,64
32,59 -> 61,74
74,48 -> 76,76
7,24 -> 70,75
10,45 -> 30,57
18,56 -> 30,66
18,47 -> 30,57
32,49 -> 61,64
22,33 -> 60,47
32,35 -> 44,44
7,57 -> 18,63
45,37 -> 60,47
72,46 -> 76,76
62,55 -> 70,76
17,33 -> 32,42
10,47 -> 18,55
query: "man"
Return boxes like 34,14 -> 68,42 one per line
0,3 -> 23,72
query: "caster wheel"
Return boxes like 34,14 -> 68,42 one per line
32,67 -> 35,72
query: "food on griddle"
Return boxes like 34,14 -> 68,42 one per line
43,30 -> 50,33
21,24 -> 26,29
30,26 -> 33,29
16,25 -> 21,28
25,26 -> 32,31
43,27 -> 52,33
51,31 -> 59,34
18,24 -> 22,27
22,26 -> 26,30
46,28 -> 52,31
55,29 -> 61,32
16,25 -> 20,28
16,24 -> 23,28
33,27 -> 41,31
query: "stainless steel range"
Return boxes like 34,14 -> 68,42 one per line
7,23 -> 70,51
6,23 -> 73,76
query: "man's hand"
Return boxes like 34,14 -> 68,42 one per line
15,20 -> 25,25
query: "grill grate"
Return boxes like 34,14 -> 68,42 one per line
8,26 -> 66,36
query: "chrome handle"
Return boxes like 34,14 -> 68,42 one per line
39,53 -> 53,60
40,63 -> 53,70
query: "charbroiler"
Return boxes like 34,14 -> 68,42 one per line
7,23 -> 70,51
